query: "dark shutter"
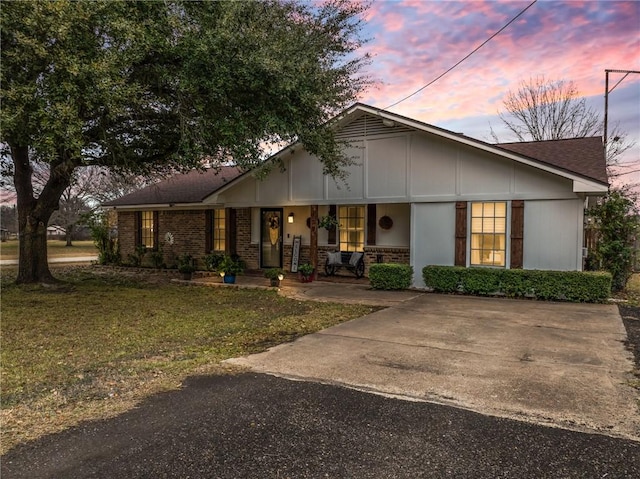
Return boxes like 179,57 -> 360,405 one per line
367,204 -> 377,246
510,201 -> 524,269
152,211 -> 159,250
454,202 -> 467,267
328,204 -> 337,245
134,211 -> 141,247
227,208 -> 237,255
205,210 -> 213,253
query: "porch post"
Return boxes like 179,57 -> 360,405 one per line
310,205 -> 318,279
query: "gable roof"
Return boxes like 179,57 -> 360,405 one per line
105,103 -> 608,208
103,166 -> 243,207
496,137 -> 607,184
334,103 -> 607,187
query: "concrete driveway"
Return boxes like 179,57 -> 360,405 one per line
228,293 -> 640,440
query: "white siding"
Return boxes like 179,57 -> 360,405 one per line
376,203 -> 410,247
411,203 -> 455,288
409,135 -> 457,197
523,199 -> 583,271
327,143 -> 365,200
366,136 -> 408,199
220,130 -> 580,206
290,151 -> 325,201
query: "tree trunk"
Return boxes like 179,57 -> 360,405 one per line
12,144 -> 76,284
17,214 -> 55,284
65,225 -> 74,247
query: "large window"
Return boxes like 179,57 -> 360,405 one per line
470,202 -> 506,267
212,209 -> 226,252
339,205 -> 365,252
139,211 -> 155,249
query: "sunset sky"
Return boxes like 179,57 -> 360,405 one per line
356,0 -> 640,184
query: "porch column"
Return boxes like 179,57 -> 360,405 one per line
310,205 -> 318,279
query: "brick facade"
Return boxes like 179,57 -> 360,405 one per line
118,207 -> 410,275
118,209 -> 211,267
234,208 -> 259,270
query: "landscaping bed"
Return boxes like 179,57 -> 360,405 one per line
619,304 -> 640,391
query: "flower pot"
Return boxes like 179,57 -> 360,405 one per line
299,274 -> 313,283
223,274 -> 236,284
181,272 -> 193,280
270,278 -> 280,287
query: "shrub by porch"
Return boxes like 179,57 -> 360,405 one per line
369,263 -> 413,290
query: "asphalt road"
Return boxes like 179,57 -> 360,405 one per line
2,373 -> 638,479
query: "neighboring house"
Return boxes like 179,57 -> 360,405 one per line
104,103 -> 608,288
46,225 -> 66,240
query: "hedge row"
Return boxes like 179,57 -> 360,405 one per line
422,265 -> 611,303
369,263 -> 413,290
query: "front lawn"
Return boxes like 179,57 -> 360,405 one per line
0,240 -> 98,260
1,267 -> 377,453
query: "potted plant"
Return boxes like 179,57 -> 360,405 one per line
318,215 -> 339,231
264,268 -> 285,287
204,252 -> 224,272
177,254 -> 196,280
298,263 -> 314,283
219,255 -> 244,284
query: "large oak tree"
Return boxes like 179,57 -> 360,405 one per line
1,0 -> 371,283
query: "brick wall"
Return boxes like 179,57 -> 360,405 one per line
118,209 -> 208,267
160,210 -> 207,265
118,211 -> 136,260
117,207 -> 411,274
235,208 -> 259,270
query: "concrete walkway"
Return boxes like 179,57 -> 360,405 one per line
218,278 -> 640,440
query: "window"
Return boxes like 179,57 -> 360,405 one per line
339,205 -> 365,252
470,202 -> 506,267
212,209 -> 226,252
139,211 -> 155,249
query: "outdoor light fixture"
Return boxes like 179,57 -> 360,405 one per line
382,119 -> 395,127
278,274 -> 284,281
288,212 -> 294,223
220,272 -> 225,277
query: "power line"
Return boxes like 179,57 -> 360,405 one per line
384,0 -> 538,110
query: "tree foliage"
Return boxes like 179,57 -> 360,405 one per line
587,188 -> 639,292
1,0 -> 371,283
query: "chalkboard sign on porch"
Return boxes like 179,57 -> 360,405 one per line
291,236 -> 301,273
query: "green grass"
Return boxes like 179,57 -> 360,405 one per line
1,267 -> 378,452
0,239 -> 98,260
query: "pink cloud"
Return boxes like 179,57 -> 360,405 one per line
359,0 -> 640,133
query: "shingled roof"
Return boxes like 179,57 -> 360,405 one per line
496,136 -> 607,184
103,166 -> 243,207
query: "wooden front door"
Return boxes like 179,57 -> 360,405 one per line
260,208 -> 283,269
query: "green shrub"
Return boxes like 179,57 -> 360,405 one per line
369,263 -> 413,290
422,265 -> 466,293
462,267 -> 502,295
421,266 -> 611,303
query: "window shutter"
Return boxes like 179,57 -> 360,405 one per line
510,201 -> 524,269
205,210 -> 213,253
134,212 -> 141,247
227,208 -> 237,255
328,204 -> 337,244
455,202 -> 467,266
152,211 -> 159,250
367,204 -> 377,246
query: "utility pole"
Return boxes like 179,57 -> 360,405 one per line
604,69 -> 640,151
